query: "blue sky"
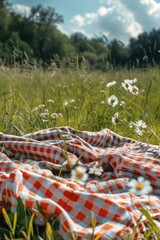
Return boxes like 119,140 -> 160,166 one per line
8,0 -> 160,44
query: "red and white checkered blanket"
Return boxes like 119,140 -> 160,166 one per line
0,127 -> 160,239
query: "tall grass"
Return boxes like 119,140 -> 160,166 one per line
0,65 -> 160,239
0,65 -> 160,143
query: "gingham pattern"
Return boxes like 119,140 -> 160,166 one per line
0,126 -> 160,239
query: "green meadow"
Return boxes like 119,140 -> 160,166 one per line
0,65 -> 160,144
0,65 -> 160,239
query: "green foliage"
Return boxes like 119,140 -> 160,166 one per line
0,0 -> 71,65
0,197 -> 62,239
1,0 -> 160,69
29,4 -> 63,25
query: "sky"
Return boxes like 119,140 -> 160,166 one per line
8,0 -> 160,44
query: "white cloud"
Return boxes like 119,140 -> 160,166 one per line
127,21 -> 143,38
85,13 -> 97,24
97,6 -> 110,16
70,0 -> 160,44
11,4 -> 31,17
70,15 -> 85,27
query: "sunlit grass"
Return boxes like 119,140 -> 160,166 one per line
0,66 -> 160,143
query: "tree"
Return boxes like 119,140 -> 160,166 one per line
0,1 -> 11,42
70,32 -> 93,53
129,29 -> 160,67
27,5 -> 64,60
0,0 -> 7,8
36,25 -> 73,62
28,4 -> 63,25
105,39 -> 129,67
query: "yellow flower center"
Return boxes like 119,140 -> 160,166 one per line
76,171 -> 83,178
136,183 -> 144,190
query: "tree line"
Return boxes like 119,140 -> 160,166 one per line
0,0 -> 160,70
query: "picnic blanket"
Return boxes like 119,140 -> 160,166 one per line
0,126 -> 160,239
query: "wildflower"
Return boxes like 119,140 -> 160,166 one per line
134,120 -> 147,136
89,163 -> 103,176
121,80 -> 132,91
108,95 -> 118,107
64,100 -> 69,106
125,78 -> 137,84
58,113 -> 63,118
120,101 -> 125,106
44,109 -> 49,115
106,81 -> 117,88
101,100 -> 105,104
70,99 -> 75,103
128,85 -> 139,95
32,107 -> 38,112
42,119 -> 49,123
40,113 -> 47,118
129,121 -> 134,128
71,166 -> 88,182
51,113 -> 58,119
100,90 -> 105,93
47,99 -> 55,103
112,112 -> 119,125
131,78 -> 137,84
128,176 -> 153,196
121,78 -> 137,91
38,104 -> 45,109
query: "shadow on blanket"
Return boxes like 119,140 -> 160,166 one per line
0,126 -> 160,239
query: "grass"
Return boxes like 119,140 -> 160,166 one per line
0,66 -> 160,143
0,64 -> 160,239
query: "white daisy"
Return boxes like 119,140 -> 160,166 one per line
51,113 -> 58,119
131,78 -> 138,84
108,95 -> 118,107
106,81 -> 117,88
32,107 -> 38,112
42,119 -> 49,123
89,163 -> 103,176
71,166 -> 88,182
120,101 -> 125,106
40,113 -> 47,118
44,109 -> 49,114
100,90 -> 105,93
47,99 -> 55,103
134,120 -> 147,136
112,112 -> 119,125
121,78 -> 138,91
128,85 -> 139,95
121,80 -> 132,91
38,104 -> 45,109
64,100 -> 69,106
128,176 -> 153,196
58,113 -> 63,118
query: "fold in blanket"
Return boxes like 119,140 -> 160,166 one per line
0,127 -> 160,239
